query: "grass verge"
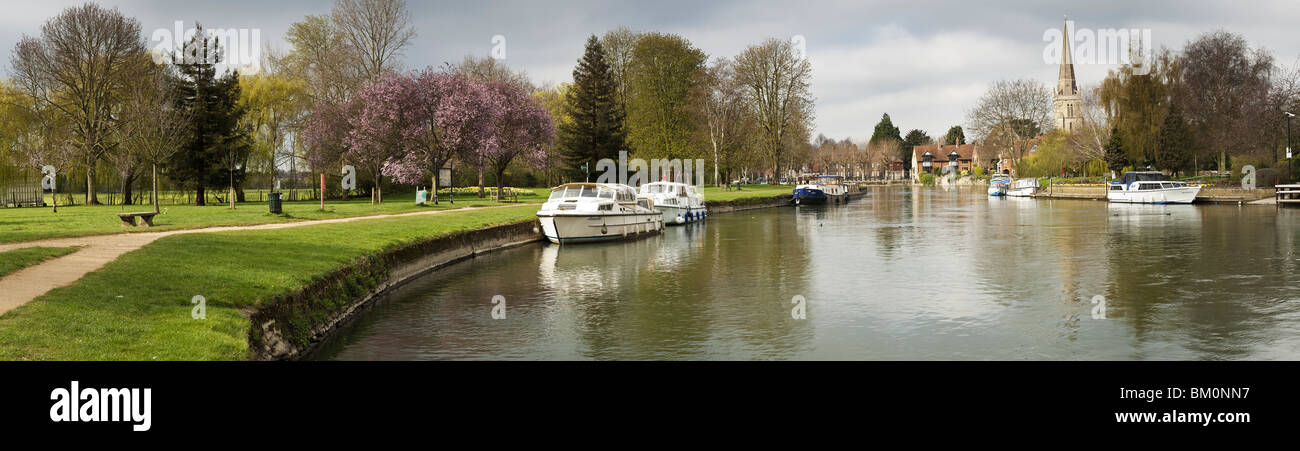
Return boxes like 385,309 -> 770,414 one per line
0,246 -> 80,278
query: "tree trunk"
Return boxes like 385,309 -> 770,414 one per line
120,167 -> 136,206
152,164 -> 160,214
229,167 -> 236,210
195,185 -> 206,206
477,169 -> 485,198
495,169 -> 507,202
431,173 -> 439,205
86,164 -> 101,205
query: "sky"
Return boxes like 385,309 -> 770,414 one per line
2,0 -> 1298,144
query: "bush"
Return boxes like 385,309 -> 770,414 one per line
972,166 -> 986,176
918,173 -> 936,186
1256,168 -> 1278,188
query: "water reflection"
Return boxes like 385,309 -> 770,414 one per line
315,187 -> 1300,360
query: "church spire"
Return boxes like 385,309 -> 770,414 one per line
1057,15 -> 1077,96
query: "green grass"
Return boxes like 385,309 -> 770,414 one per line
0,205 -> 541,361
700,184 -> 794,202
0,246 -> 79,278
0,189 -> 546,244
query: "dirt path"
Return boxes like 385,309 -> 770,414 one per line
0,205 -> 528,315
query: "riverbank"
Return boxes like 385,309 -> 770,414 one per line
0,187 -> 795,360
1011,184 -> 1276,203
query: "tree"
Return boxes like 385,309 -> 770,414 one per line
1178,31 -> 1275,172
481,81 -> 554,200
600,26 -> 642,113
239,72 -> 309,200
1099,50 -> 1177,168
1156,104 -> 1194,176
1,80 -> 76,212
869,114 -> 903,174
457,55 -> 532,197
558,35 -> 625,180
369,69 -> 498,205
900,129 -> 931,175
532,83 -> 573,187
331,0 -> 416,80
967,79 -> 1053,164
1066,84 -> 1111,164
625,32 -> 706,164
166,25 -> 251,207
9,3 -> 148,205
733,38 -> 814,184
1104,126 -> 1128,175
943,126 -> 966,145
281,14 -> 363,104
119,64 -> 190,213
692,57 -> 751,187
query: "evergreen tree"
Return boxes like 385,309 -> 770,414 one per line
944,125 -> 966,145
1104,126 -> 1128,175
166,26 -> 251,206
559,35 -> 625,180
1155,105 -> 1194,177
901,129 -> 933,174
870,113 -> 903,172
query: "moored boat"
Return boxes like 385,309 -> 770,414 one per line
1107,171 -> 1200,204
640,181 -> 707,225
1007,178 -> 1039,197
537,183 -> 665,244
988,174 -> 1010,196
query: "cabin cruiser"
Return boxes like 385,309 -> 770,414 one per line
1107,171 -> 1201,204
639,181 -> 707,225
537,183 -> 664,244
1007,178 -> 1039,197
988,174 -> 1011,196
792,175 -> 850,205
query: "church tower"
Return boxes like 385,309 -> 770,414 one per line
1054,16 -> 1083,132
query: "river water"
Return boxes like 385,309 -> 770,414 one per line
313,186 -> 1300,360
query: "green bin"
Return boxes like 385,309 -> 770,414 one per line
268,192 -> 283,214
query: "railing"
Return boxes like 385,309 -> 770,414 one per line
2,185 -> 44,207
1276,184 -> 1300,204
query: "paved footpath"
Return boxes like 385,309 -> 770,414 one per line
0,205 -> 524,315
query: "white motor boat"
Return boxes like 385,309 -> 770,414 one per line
988,174 -> 1010,196
639,181 -> 707,225
1107,171 -> 1201,204
537,183 -> 665,244
1007,178 -> 1039,197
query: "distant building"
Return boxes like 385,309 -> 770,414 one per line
912,144 -> 978,178
1053,17 -> 1084,133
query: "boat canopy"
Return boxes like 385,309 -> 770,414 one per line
549,183 -> 638,202
1119,171 -> 1168,185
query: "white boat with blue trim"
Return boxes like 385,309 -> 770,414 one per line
1107,171 -> 1201,204
537,183 -> 665,244
640,181 -> 707,225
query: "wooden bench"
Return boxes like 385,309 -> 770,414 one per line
490,187 -> 519,202
117,212 -> 159,227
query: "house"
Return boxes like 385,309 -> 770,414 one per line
911,144 -> 979,178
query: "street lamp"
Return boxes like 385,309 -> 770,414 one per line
1287,112 -> 1295,159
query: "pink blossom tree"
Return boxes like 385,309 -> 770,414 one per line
480,81 -> 554,200
380,68 -> 499,204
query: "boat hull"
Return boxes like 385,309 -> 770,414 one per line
537,212 -> 664,244
1107,186 -> 1201,204
656,205 -> 707,225
1006,188 -> 1035,197
792,188 -> 828,205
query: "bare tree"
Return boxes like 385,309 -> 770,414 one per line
966,79 -> 1053,164
692,57 -> 750,187
600,26 -> 642,111
10,3 -> 148,205
118,64 -> 190,214
1067,83 -> 1112,163
1178,31 -> 1275,171
733,38 -> 815,184
332,0 -> 416,80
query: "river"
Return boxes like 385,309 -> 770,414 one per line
313,186 -> 1300,360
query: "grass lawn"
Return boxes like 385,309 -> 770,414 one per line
700,184 -> 794,202
0,205 -> 541,361
0,189 -> 546,244
0,246 -> 80,278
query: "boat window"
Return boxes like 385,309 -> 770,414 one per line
549,189 -> 565,201
564,187 -> 581,198
598,188 -> 614,199
1110,185 -> 1123,191
580,186 -> 597,198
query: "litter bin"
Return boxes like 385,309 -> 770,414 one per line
268,192 -> 282,214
